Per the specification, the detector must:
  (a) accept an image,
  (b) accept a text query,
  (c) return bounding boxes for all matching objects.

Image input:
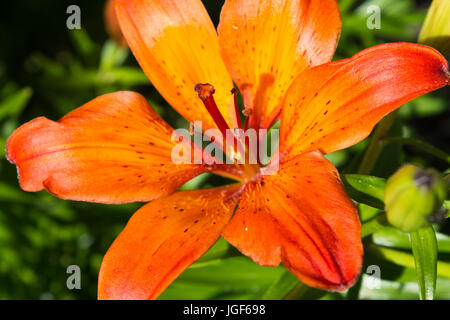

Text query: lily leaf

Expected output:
[341,174,386,209]
[361,214,390,238]
[444,200,450,211]
[261,269,299,300]
[0,87,33,121]
[372,227,450,253]
[410,226,438,300]
[99,40,128,71]
[368,244,450,279]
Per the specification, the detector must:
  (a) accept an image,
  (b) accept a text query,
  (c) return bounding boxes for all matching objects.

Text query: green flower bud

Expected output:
[385,164,446,232]
[419,0,450,58]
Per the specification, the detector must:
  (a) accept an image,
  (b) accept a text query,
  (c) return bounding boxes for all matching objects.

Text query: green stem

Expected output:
[358,111,398,174]
[283,282,310,300]
[361,214,389,238]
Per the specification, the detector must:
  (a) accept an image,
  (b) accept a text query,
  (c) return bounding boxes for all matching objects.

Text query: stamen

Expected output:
[243,109,252,132]
[194,83,249,171]
[195,83,230,137]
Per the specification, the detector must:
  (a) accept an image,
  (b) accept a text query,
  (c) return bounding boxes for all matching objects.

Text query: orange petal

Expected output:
[98,185,240,300]
[223,151,362,291]
[115,0,238,130]
[6,91,205,204]
[280,43,450,156]
[104,0,127,47]
[218,0,341,129]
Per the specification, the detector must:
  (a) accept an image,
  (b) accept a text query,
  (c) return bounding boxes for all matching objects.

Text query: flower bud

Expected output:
[385,164,446,232]
[419,0,450,58]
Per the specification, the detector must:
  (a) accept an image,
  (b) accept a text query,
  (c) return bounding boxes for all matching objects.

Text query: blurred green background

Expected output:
[0,0,449,300]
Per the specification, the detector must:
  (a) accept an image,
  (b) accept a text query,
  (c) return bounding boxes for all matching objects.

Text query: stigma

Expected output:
[194,83,231,137]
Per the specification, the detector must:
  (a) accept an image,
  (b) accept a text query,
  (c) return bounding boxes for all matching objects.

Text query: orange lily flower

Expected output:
[7,0,449,300]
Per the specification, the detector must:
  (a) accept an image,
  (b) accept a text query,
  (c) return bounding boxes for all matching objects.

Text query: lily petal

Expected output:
[115,0,238,130]
[218,0,341,129]
[105,0,126,47]
[223,151,362,291]
[98,185,240,300]
[280,43,450,156]
[7,91,205,204]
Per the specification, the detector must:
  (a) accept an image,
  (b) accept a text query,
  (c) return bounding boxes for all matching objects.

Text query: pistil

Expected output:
[195,84,231,138]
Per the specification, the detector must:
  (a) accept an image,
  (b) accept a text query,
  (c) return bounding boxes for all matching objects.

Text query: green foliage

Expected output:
[410,226,438,300]
[0,0,448,300]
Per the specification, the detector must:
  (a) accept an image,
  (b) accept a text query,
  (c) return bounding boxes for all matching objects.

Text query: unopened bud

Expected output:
[418,0,450,58]
[385,164,446,232]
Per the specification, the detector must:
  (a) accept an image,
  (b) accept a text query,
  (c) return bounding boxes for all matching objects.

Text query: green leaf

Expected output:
[179,173,212,191]
[0,182,35,203]
[69,29,98,63]
[368,244,450,279]
[400,95,447,119]
[160,256,284,299]
[442,200,450,211]
[341,174,386,209]
[103,67,149,86]
[0,87,33,121]
[361,214,389,238]
[359,276,450,300]
[410,226,438,300]
[99,40,129,71]
[372,227,450,253]
[190,237,240,268]
[261,269,299,300]
[383,137,450,163]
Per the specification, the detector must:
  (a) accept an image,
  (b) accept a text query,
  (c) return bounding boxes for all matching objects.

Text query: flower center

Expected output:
[194,83,261,181]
